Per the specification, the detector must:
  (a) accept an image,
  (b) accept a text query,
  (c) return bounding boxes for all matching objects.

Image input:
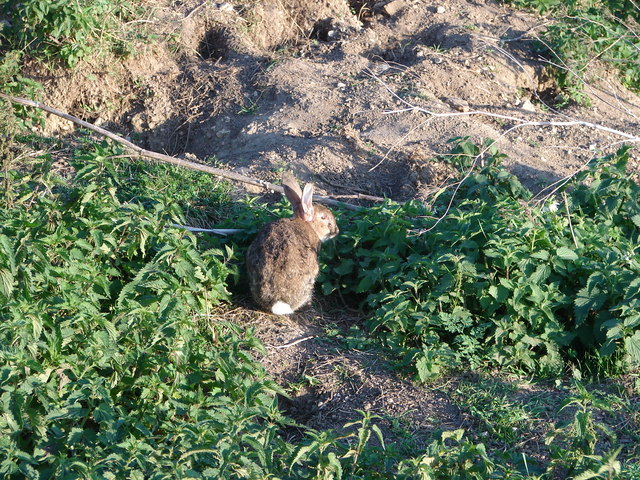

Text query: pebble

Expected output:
[215,128,231,138]
[382,0,406,16]
[436,5,446,13]
[520,99,536,112]
[215,2,234,12]
[447,97,470,112]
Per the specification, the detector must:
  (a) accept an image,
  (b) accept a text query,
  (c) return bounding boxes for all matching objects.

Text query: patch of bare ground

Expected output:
[214,299,639,465]
[224,297,463,449]
[32,0,640,200]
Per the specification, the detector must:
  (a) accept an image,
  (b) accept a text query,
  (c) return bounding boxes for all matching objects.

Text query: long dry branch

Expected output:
[0,93,365,211]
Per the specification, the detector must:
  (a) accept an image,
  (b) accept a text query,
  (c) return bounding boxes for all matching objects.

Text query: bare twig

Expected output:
[170,224,244,235]
[0,93,365,211]
[364,68,639,175]
[381,107,639,141]
[363,61,640,234]
[563,192,579,248]
[268,335,315,349]
[333,193,387,202]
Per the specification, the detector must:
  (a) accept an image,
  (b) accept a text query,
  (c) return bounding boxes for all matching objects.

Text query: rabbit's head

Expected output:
[282,172,338,242]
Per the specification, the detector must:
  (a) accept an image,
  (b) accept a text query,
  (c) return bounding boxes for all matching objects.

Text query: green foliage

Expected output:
[0,146,284,477]
[2,134,639,478]
[1,0,139,67]
[453,379,533,444]
[545,381,632,479]
[501,0,640,100]
[397,430,500,479]
[321,139,640,379]
[0,139,504,479]
[0,51,44,128]
[71,138,235,226]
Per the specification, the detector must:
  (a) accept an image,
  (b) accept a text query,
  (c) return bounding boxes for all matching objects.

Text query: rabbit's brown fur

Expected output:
[246,173,338,314]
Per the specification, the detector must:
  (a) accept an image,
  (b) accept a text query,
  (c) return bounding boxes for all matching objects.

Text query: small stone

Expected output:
[215,128,231,138]
[447,97,470,112]
[215,2,234,12]
[337,82,347,88]
[436,5,446,13]
[382,0,406,16]
[244,123,258,135]
[433,56,443,64]
[521,99,536,112]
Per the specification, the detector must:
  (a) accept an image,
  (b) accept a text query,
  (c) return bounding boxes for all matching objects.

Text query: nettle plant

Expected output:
[1,0,137,67]
[0,149,288,477]
[321,139,640,381]
[502,0,640,101]
[2,137,638,478]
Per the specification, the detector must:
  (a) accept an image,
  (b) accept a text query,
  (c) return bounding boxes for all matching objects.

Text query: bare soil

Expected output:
[30,0,640,460]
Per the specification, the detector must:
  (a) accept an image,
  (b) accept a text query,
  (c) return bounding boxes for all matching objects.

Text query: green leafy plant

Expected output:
[545,381,629,479]
[501,0,640,101]
[0,51,44,128]
[1,0,140,67]
[2,131,640,478]
[71,138,235,226]
[453,378,534,444]
[0,144,291,478]
[321,139,640,379]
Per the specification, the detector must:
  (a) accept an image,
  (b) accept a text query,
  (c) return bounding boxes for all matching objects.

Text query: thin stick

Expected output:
[170,224,244,235]
[364,68,640,173]
[563,192,579,248]
[268,335,315,349]
[0,93,365,211]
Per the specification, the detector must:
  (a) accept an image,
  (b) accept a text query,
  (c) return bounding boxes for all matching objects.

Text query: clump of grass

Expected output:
[453,377,536,445]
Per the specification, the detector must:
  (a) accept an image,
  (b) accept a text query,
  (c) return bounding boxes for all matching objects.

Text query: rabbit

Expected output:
[246,172,339,315]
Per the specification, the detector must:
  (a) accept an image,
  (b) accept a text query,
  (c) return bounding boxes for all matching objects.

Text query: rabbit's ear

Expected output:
[282,172,303,199]
[283,172,314,221]
[300,183,315,222]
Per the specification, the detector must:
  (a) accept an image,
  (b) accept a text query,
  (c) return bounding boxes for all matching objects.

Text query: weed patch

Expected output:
[502,0,640,102]
[1,0,141,67]
[1,135,639,478]
[322,139,640,380]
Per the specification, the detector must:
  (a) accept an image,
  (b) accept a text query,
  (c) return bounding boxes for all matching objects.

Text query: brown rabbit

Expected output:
[246,172,339,314]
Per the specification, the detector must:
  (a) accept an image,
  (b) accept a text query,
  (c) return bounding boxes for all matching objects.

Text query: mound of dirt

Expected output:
[33,0,640,201]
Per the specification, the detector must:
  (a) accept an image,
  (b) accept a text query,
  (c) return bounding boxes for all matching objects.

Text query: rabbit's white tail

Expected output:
[271,301,294,315]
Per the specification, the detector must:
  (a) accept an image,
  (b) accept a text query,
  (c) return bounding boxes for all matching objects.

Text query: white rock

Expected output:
[216,3,234,12]
[521,99,536,112]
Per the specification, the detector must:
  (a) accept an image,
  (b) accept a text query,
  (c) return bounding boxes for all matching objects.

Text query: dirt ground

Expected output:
[30,0,639,457]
